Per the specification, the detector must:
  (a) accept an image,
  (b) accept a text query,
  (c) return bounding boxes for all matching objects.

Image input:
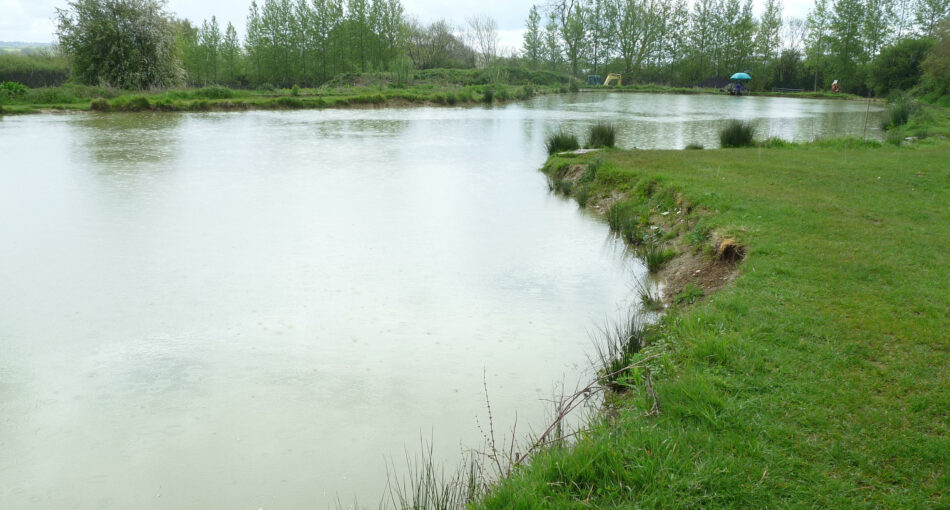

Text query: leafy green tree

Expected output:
[523,5,544,68]
[863,0,893,56]
[544,11,563,70]
[868,37,934,95]
[584,0,611,76]
[221,22,241,84]
[830,0,867,87]
[805,0,833,90]
[55,0,183,89]
[915,0,950,36]
[198,16,222,84]
[921,20,950,94]
[561,3,587,76]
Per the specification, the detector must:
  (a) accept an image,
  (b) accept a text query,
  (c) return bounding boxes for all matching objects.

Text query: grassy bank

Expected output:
[0,67,569,114]
[476,137,949,507]
[585,83,868,101]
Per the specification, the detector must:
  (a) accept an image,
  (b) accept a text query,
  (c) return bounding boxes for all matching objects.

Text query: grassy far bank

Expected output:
[0,67,572,114]
[476,137,949,507]
[584,83,869,101]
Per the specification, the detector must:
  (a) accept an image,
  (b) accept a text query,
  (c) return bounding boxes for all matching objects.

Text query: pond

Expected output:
[0,92,881,509]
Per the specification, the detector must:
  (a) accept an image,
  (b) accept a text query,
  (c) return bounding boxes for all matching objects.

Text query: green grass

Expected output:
[478,135,950,508]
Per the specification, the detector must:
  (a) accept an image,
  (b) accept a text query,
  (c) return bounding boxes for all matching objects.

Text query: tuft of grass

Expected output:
[638,243,677,272]
[719,120,756,148]
[574,185,590,207]
[586,122,617,148]
[634,279,664,312]
[545,130,580,155]
[685,143,704,150]
[590,312,647,390]
[886,130,904,146]
[887,95,917,128]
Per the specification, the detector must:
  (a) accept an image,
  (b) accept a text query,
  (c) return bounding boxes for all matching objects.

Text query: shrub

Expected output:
[0,81,28,97]
[195,86,235,100]
[545,130,580,155]
[276,97,304,109]
[90,98,111,111]
[569,80,580,93]
[482,87,494,103]
[719,120,755,148]
[114,96,151,111]
[587,122,616,148]
[291,84,300,97]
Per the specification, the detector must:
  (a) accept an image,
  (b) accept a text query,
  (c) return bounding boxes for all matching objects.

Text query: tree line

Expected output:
[48,0,950,96]
[521,0,950,94]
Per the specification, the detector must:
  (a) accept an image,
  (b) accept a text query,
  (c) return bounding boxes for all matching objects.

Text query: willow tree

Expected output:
[55,0,183,89]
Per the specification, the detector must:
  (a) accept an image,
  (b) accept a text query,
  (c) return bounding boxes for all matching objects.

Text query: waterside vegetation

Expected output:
[475,114,950,507]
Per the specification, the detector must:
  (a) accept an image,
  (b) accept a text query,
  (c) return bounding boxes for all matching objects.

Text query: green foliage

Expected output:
[56,0,183,89]
[868,38,934,97]
[545,130,580,155]
[685,143,704,150]
[719,120,756,148]
[586,122,616,148]
[291,84,300,97]
[921,20,950,98]
[1,81,28,96]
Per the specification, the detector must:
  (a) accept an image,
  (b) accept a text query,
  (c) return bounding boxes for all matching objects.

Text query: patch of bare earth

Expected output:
[553,160,743,304]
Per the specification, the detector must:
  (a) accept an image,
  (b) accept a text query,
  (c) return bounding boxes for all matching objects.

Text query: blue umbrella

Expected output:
[731,72,751,80]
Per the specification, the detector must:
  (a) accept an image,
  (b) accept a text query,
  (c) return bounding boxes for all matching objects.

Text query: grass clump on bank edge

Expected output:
[719,119,756,147]
[586,122,616,148]
[476,137,950,508]
[545,130,580,155]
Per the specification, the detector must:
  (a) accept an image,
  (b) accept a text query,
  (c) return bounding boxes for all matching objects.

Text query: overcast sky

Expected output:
[1,0,815,51]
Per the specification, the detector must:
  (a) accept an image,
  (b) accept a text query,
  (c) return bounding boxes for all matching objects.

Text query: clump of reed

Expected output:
[684,142,704,150]
[590,312,647,390]
[545,130,580,155]
[638,243,677,272]
[586,122,616,148]
[719,120,756,148]
[886,94,917,128]
[384,442,484,510]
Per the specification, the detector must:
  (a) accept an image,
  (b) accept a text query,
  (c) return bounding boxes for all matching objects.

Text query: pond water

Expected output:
[0,92,881,509]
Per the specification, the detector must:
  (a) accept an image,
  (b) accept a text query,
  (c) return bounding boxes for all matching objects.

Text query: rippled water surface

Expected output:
[0,93,881,508]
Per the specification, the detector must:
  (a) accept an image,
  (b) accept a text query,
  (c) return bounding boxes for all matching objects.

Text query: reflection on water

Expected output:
[0,93,880,509]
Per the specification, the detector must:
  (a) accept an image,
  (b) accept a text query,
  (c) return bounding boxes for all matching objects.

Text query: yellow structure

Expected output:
[603,73,622,86]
